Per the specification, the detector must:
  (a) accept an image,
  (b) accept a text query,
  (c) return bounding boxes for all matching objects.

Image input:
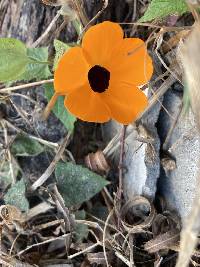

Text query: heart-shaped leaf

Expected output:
[56,162,109,207]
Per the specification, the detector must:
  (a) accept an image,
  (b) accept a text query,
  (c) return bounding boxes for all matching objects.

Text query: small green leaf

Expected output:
[72,19,83,37]
[11,135,44,157]
[0,38,30,82]
[4,179,29,211]
[45,84,76,133]
[182,80,191,115]
[74,210,89,243]
[139,0,188,22]
[54,39,71,70]
[18,47,51,81]
[56,162,109,207]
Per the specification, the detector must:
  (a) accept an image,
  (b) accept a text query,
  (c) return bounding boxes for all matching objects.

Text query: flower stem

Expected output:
[43,92,59,119]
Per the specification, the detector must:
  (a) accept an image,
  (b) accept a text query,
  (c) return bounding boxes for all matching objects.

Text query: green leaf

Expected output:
[11,135,44,157]
[18,47,51,81]
[0,157,20,187]
[4,179,29,211]
[139,0,188,22]
[54,39,71,70]
[45,84,76,133]
[0,38,30,82]
[55,162,109,207]
[74,210,89,243]
[91,202,108,221]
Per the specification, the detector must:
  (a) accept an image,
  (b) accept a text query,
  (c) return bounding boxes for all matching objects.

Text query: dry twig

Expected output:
[30,133,71,191]
[0,79,54,94]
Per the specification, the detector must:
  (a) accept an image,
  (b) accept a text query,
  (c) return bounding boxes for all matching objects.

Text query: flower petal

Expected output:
[102,83,148,124]
[54,47,89,95]
[82,21,124,67]
[110,38,153,86]
[64,83,111,123]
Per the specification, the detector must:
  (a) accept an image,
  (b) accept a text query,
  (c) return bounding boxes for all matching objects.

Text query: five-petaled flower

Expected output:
[53,21,153,124]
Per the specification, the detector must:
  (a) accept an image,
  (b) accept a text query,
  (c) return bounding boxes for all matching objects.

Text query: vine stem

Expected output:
[117,125,127,203]
[114,125,127,229]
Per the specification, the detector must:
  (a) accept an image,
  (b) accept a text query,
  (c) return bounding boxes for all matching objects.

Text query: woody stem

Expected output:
[118,125,127,201]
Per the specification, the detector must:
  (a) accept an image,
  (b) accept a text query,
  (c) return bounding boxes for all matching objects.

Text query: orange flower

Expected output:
[53,21,153,124]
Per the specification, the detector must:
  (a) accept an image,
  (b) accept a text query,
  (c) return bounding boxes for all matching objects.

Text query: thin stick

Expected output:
[78,0,109,41]
[30,133,70,191]
[117,125,127,201]
[68,242,99,259]
[129,234,135,267]
[4,119,59,149]
[115,251,131,266]
[32,12,61,47]
[51,184,73,232]
[17,234,70,256]
[119,22,191,31]
[71,0,88,27]
[103,209,114,267]
[136,75,177,122]
[0,225,3,257]
[162,103,183,151]
[43,92,59,119]
[0,79,54,93]
[1,122,15,184]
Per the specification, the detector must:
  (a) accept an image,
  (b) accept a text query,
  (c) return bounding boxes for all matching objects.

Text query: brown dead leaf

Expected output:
[144,229,180,254]
[85,150,110,173]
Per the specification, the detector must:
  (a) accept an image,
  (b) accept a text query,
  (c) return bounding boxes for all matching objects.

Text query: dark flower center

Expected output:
[88,65,110,93]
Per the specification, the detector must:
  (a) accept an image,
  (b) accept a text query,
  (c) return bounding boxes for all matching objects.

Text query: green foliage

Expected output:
[139,0,188,22]
[0,38,51,83]
[0,157,20,187]
[11,135,44,157]
[91,202,108,221]
[74,210,89,243]
[55,162,109,207]
[18,47,51,81]
[4,179,29,211]
[0,38,30,82]
[45,84,76,133]
[54,39,71,70]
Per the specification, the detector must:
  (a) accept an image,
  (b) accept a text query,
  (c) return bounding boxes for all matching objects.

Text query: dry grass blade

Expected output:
[32,12,61,47]
[176,22,200,267]
[0,255,35,267]
[87,252,114,265]
[17,233,71,256]
[178,23,200,128]
[78,0,108,40]
[30,133,71,191]
[144,230,180,254]
[0,79,54,93]
[25,202,53,222]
